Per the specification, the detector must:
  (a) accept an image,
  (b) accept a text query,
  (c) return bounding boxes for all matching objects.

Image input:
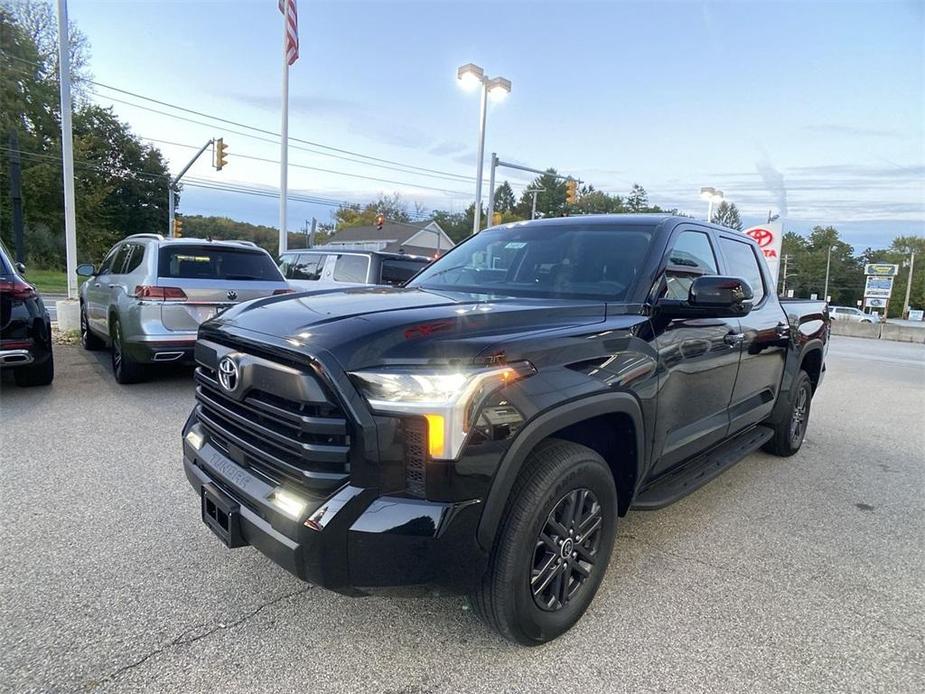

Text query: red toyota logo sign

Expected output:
[747,227,774,248]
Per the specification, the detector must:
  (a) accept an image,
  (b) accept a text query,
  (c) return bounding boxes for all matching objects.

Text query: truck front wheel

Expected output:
[470,439,618,645]
[763,369,813,457]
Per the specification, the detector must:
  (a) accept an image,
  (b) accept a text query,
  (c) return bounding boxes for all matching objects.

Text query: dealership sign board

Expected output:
[864,276,894,299]
[864,297,887,308]
[744,222,783,286]
[864,263,899,277]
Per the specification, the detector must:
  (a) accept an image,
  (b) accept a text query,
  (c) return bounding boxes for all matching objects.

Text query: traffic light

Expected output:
[565,179,578,205]
[376,214,385,230]
[173,217,183,237]
[213,138,228,171]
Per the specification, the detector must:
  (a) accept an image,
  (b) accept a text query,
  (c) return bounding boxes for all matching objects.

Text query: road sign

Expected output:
[864,276,894,299]
[744,222,783,287]
[864,263,899,276]
[908,309,924,321]
[864,297,887,308]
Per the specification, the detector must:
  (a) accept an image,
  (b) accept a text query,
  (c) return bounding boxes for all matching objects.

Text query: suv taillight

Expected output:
[134,285,187,301]
[0,278,37,300]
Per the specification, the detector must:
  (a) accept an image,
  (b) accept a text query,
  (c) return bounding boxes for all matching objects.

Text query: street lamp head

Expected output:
[699,186,724,203]
[457,63,485,90]
[487,76,512,100]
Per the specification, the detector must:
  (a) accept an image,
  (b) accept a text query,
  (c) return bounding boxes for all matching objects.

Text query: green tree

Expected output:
[516,169,567,219]
[711,201,742,230]
[625,183,648,212]
[493,180,516,214]
[781,226,863,305]
[333,193,412,229]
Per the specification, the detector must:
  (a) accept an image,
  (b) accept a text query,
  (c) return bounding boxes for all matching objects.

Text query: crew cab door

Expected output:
[650,228,742,475]
[717,234,788,434]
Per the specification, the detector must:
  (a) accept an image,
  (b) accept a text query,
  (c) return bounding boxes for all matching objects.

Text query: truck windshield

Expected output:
[408,224,654,300]
[158,245,283,281]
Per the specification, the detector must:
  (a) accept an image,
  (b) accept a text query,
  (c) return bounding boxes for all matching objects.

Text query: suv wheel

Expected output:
[110,317,144,384]
[80,304,104,350]
[470,439,617,645]
[763,369,813,457]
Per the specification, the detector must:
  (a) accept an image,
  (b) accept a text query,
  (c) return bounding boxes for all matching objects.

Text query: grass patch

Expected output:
[21,268,86,295]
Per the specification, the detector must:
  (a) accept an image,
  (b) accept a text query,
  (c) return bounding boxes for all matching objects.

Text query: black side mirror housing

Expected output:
[76,263,96,277]
[658,275,754,318]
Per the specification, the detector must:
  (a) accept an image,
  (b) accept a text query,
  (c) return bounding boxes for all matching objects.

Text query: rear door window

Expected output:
[292,253,326,281]
[158,246,283,281]
[110,245,132,275]
[380,258,429,286]
[123,243,145,274]
[333,254,370,283]
[719,237,766,303]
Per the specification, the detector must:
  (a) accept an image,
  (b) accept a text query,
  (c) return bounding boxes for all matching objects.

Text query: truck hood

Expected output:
[203,286,612,370]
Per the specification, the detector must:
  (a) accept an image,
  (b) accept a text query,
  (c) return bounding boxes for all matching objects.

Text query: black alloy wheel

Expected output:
[531,488,603,611]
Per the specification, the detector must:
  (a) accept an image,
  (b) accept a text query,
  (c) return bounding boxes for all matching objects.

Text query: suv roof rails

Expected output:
[125,233,165,241]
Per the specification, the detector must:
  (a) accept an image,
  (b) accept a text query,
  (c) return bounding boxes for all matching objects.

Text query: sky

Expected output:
[68,0,924,249]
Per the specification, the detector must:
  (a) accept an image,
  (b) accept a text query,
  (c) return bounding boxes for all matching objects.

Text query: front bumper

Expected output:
[183,422,488,594]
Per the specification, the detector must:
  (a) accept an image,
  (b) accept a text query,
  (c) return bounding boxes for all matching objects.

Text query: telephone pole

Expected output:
[8,131,25,264]
[780,255,790,296]
[902,251,916,318]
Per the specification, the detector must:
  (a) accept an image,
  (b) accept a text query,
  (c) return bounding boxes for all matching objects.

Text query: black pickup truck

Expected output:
[182,214,828,644]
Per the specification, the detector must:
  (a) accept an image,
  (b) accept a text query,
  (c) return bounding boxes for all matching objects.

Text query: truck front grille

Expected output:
[195,365,350,493]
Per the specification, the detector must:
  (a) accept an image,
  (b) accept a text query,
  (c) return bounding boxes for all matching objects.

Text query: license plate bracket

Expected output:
[201,483,246,548]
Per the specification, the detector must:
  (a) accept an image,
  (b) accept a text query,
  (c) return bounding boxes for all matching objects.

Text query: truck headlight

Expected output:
[349,362,535,460]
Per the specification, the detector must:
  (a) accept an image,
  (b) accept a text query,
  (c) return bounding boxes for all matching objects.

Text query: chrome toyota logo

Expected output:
[227,289,238,301]
[217,356,239,392]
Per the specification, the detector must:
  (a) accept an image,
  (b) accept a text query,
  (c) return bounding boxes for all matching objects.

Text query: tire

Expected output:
[13,348,54,387]
[762,369,813,457]
[80,304,104,350]
[470,439,618,645]
[110,317,144,384]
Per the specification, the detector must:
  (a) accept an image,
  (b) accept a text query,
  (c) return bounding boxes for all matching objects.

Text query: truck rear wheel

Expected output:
[470,439,618,645]
[763,369,813,457]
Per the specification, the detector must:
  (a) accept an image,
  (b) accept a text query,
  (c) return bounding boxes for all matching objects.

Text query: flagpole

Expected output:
[278,9,289,257]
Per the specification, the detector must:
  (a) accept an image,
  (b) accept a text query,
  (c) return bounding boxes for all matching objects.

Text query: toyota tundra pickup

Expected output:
[182,214,829,645]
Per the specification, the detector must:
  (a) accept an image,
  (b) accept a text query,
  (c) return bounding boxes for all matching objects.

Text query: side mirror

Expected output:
[15,261,26,274]
[658,276,754,318]
[76,263,96,277]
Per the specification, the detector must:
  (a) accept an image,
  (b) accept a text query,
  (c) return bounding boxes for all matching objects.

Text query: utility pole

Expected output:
[525,187,545,220]
[823,245,833,302]
[8,130,25,264]
[902,251,916,319]
[167,138,217,236]
[485,152,498,227]
[780,254,790,296]
[309,217,317,248]
[57,0,78,301]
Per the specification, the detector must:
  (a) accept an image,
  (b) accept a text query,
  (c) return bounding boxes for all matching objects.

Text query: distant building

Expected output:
[322,220,454,258]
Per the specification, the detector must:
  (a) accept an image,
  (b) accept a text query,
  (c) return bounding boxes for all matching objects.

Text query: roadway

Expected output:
[1,336,922,692]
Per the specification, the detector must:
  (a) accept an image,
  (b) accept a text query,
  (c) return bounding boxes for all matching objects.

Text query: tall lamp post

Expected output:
[457,63,511,235]
[700,186,724,222]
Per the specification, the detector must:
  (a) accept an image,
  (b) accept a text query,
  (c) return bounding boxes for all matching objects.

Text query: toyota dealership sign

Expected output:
[744,221,783,286]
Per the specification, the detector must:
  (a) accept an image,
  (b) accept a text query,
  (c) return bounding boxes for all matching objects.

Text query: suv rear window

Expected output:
[158,245,282,281]
[380,258,429,286]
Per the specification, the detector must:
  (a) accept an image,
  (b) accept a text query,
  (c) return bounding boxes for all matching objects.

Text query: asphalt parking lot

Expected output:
[1,336,923,693]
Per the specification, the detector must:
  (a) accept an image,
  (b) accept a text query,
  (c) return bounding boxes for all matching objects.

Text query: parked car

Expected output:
[830,305,878,323]
[78,234,291,384]
[278,249,431,291]
[0,240,53,387]
[181,215,829,644]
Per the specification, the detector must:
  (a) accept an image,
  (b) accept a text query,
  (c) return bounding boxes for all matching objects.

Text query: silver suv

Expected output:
[77,234,290,383]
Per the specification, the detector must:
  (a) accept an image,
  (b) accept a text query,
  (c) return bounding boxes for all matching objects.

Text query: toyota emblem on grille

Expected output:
[227,289,238,301]
[218,356,239,392]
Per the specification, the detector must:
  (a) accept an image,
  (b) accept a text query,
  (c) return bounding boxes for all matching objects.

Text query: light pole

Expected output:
[457,63,511,235]
[700,186,724,222]
[525,188,544,219]
[823,245,834,302]
[902,251,916,318]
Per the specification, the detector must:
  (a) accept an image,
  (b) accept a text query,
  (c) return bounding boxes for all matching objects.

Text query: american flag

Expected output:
[278,0,299,66]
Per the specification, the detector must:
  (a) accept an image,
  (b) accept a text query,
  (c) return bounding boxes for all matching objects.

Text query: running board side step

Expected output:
[633,425,774,510]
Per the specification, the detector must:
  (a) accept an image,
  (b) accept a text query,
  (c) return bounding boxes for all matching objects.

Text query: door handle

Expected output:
[108,284,119,289]
[776,322,791,338]
[724,332,745,346]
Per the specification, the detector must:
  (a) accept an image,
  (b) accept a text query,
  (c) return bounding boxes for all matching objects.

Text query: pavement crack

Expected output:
[97,586,312,687]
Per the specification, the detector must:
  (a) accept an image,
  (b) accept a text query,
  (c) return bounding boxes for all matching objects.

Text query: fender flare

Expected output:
[476,392,645,551]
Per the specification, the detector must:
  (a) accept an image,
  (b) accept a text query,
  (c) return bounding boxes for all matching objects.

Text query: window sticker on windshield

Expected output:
[505,242,527,249]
